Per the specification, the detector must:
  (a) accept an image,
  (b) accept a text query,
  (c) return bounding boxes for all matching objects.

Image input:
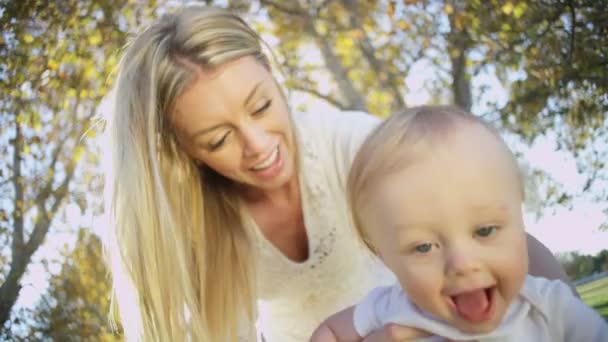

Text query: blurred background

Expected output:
[0,0,606,340]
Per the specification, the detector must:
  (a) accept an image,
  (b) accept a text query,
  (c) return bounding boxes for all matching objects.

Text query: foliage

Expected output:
[558,249,608,281]
[253,0,607,207]
[257,0,437,116]
[32,229,122,341]
[463,0,608,205]
[0,0,140,333]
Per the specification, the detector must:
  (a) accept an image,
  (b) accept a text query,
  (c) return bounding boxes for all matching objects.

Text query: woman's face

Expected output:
[170,56,296,192]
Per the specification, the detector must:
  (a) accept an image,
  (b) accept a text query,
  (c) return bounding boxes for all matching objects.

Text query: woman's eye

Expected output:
[414,243,434,254]
[208,132,230,151]
[252,99,272,116]
[476,225,498,238]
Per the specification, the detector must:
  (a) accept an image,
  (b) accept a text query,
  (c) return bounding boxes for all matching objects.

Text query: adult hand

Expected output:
[362,323,435,341]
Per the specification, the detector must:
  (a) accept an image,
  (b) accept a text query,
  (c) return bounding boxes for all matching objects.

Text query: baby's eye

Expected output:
[475,225,498,238]
[414,243,434,254]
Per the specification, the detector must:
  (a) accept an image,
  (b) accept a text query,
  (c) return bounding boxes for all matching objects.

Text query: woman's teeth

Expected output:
[251,146,278,171]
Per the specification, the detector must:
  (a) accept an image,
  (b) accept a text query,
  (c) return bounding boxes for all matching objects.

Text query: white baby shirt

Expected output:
[354,275,608,341]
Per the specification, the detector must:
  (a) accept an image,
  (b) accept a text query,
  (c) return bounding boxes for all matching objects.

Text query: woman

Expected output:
[104,4,571,341]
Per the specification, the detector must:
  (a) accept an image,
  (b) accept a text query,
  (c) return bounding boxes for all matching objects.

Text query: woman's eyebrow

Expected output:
[191,123,225,139]
[243,81,264,106]
[190,81,265,139]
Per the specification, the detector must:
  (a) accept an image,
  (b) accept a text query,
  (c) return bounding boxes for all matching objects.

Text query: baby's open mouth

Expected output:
[449,286,496,323]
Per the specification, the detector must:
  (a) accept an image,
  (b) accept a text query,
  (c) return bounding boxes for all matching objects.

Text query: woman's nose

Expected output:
[241,123,269,158]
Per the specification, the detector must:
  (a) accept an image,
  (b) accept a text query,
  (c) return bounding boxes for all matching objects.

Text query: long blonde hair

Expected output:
[104,5,266,341]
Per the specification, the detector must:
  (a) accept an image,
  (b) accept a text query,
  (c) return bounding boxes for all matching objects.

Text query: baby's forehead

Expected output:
[371,121,521,184]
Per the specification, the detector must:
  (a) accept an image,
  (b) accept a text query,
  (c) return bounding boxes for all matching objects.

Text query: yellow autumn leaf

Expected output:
[444,4,454,15]
[83,64,96,80]
[105,54,118,69]
[88,31,102,46]
[23,33,34,43]
[388,1,396,17]
[397,20,411,31]
[513,2,527,19]
[315,21,328,35]
[67,88,77,98]
[48,59,59,71]
[501,2,514,15]
[74,145,85,162]
[336,35,355,55]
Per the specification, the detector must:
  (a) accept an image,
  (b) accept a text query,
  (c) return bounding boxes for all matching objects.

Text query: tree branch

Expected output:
[1,119,26,328]
[262,0,367,111]
[341,0,406,110]
[568,0,576,65]
[290,84,347,109]
[26,159,75,257]
[304,19,367,111]
[34,96,81,205]
[447,4,473,111]
[11,119,24,255]
[26,105,95,256]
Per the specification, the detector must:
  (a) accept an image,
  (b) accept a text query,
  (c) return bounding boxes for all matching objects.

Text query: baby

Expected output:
[310,106,607,341]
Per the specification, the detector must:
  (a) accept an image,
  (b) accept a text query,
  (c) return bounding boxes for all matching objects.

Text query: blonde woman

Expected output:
[104,4,572,341]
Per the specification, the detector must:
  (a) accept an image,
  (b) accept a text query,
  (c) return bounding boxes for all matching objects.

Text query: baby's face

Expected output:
[365,124,528,334]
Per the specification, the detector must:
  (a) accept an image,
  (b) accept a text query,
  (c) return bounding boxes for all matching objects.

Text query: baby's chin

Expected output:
[448,315,503,335]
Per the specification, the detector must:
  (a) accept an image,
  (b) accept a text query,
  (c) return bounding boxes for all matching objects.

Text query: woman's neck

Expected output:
[239,174,300,208]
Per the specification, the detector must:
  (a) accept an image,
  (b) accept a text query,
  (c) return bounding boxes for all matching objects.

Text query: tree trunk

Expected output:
[0,255,29,328]
[341,0,406,110]
[447,4,473,112]
[304,17,368,112]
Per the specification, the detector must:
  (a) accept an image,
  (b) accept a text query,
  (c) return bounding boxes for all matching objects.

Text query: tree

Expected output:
[257,0,438,115]
[27,229,122,341]
[557,249,608,281]
[0,0,141,330]
[251,0,607,207]
[463,0,608,205]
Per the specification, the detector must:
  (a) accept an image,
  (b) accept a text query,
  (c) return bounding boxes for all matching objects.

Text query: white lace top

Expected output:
[240,110,396,341]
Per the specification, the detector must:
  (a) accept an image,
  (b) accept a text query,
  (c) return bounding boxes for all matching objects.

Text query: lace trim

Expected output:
[251,119,337,282]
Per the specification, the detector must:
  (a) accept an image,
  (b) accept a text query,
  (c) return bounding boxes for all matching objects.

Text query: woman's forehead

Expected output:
[171,56,271,129]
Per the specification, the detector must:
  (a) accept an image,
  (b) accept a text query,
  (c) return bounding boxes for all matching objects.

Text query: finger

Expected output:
[361,328,392,342]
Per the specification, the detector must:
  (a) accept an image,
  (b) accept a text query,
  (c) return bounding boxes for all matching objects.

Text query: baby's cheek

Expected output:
[498,234,528,301]
[400,263,443,308]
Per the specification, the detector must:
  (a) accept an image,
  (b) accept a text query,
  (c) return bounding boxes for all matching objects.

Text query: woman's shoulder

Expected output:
[293,109,382,187]
[293,109,379,134]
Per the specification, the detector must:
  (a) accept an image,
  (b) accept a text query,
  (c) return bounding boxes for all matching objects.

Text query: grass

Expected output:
[577,276,608,321]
